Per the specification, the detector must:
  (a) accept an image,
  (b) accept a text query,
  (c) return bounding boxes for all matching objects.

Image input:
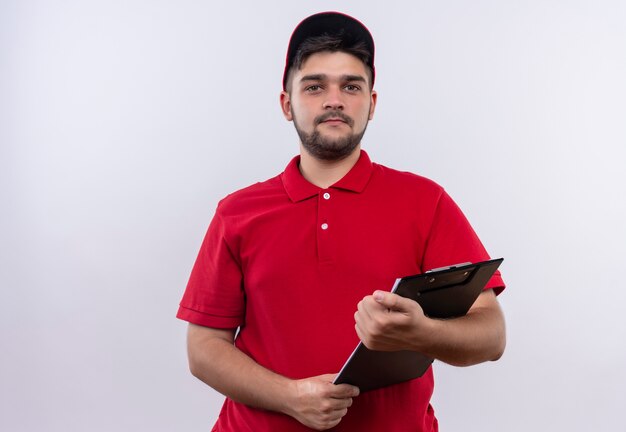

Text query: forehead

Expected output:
[294,51,369,83]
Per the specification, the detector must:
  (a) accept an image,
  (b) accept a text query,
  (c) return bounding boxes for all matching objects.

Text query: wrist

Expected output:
[411,316,440,353]
[279,378,299,418]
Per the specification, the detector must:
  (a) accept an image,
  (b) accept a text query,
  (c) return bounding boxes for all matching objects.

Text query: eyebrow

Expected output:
[299,74,367,83]
[342,75,367,83]
[300,74,326,82]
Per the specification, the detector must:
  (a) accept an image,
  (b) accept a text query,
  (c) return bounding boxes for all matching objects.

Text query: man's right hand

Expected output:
[187,325,359,430]
[283,374,360,431]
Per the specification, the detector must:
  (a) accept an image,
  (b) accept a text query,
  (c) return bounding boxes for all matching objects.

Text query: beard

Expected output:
[293,110,368,161]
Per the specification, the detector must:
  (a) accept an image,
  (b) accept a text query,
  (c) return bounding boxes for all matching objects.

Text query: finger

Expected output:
[355,298,389,347]
[354,306,366,332]
[354,321,364,341]
[355,296,382,327]
[356,296,375,319]
[354,300,370,336]
[326,397,353,411]
[331,383,360,398]
[319,410,347,431]
[318,397,352,418]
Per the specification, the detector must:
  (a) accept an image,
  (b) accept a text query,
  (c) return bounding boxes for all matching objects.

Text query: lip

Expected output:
[321,118,347,124]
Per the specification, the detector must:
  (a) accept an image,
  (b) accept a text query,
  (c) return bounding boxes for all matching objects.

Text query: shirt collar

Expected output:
[281,150,374,203]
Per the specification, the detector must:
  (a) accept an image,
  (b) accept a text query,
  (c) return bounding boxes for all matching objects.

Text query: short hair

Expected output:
[285,33,374,92]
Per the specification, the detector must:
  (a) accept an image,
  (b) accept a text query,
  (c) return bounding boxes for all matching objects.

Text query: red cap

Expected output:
[282,11,375,90]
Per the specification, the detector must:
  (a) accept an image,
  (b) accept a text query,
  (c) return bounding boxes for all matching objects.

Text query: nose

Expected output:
[322,86,344,110]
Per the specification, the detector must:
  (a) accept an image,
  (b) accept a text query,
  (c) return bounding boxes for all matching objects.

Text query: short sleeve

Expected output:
[176,209,245,328]
[423,190,505,294]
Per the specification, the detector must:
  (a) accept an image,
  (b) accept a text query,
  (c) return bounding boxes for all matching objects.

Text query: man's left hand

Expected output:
[354,290,435,352]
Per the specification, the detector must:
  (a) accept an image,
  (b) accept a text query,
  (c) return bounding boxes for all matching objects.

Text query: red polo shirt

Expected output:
[177,150,505,432]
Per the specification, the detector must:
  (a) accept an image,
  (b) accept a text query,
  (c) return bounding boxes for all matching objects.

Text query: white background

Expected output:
[2,1,625,431]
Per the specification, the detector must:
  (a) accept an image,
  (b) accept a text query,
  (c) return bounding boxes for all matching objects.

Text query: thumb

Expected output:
[373,290,410,311]
[318,373,338,382]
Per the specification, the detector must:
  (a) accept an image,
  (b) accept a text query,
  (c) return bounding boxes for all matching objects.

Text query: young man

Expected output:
[177,12,506,432]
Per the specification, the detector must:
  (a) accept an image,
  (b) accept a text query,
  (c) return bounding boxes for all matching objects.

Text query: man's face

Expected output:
[280,51,377,161]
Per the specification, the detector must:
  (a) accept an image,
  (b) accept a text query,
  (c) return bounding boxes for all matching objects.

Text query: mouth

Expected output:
[316,112,353,127]
[321,118,347,125]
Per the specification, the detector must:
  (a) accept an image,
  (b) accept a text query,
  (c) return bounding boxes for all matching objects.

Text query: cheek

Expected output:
[292,104,315,123]
[356,105,372,123]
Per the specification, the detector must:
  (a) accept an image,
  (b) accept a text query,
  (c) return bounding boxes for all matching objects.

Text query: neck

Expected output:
[298,146,361,189]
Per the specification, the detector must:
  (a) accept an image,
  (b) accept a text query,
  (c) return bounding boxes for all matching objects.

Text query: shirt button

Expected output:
[321,223,329,230]
[323,192,331,200]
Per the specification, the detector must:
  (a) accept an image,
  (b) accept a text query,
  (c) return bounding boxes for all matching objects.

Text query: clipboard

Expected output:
[333,258,503,392]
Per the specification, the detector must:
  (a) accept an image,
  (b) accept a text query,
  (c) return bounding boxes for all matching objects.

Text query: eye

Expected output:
[344,84,361,92]
[304,84,322,93]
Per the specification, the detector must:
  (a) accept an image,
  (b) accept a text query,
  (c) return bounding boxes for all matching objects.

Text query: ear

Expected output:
[280,91,293,121]
[368,90,378,120]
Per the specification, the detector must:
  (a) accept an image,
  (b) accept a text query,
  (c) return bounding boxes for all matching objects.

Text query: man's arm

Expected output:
[186,324,359,431]
[354,289,506,367]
